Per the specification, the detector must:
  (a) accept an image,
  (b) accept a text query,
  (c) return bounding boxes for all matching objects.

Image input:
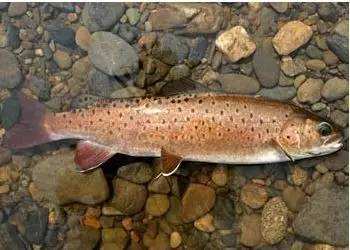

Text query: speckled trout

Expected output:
[3,89,343,176]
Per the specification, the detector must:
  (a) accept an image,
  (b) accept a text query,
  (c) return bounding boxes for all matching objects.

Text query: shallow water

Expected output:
[0,2,348,249]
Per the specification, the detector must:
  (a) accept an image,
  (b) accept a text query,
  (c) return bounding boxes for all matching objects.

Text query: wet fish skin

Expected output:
[3,92,343,174]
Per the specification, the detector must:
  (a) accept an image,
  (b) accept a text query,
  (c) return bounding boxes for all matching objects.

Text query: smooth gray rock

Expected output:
[0,49,22,89]
[219,74,260,94]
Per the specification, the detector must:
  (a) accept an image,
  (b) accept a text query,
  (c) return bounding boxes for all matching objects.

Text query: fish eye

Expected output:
[317,122,333,136]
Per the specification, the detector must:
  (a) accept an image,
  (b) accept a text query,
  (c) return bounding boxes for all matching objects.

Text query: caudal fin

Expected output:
[2,93,52,150]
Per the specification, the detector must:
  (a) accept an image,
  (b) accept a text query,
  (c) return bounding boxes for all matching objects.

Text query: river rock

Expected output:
[75,26,92,51]
[323,50,339,65]
[147,5,187,31]
[117,162,153,184]
[0,49,22,89]
[261,197,288,245]
[293,185,348,246]
[326,34,349,63]
[48,27,76,50]
[53,50,72,70]
[321,77,348,102]
[270,3,289,13]
[8,2,27,17]
[322,150,348,171]
[148,175,170,194]
[87,68,123,98]
[306,59,326,71]
[146,194,170,217]
[32,150,109,205]
[219,74,260,94]
[0,223,29,250]
[253,38,280,88]
[10,202,48,245]
[216,26,256,63]
[241,182,268,209]
[64,226,100,250]
[181,183,216,222]
[239,214,262,247]
[152,33,189,65]
[89,32,139,76]
[282,186,307,212]
[281,56,307,76]
[317,3,338,23]
[334,20,349,38]
[110,178,147,215]
[257,86,296,101]
[82,3,125,32]
[272,21,313,55]
[194,213,215,232]
[26,75,51,101]
[297,78,324,104]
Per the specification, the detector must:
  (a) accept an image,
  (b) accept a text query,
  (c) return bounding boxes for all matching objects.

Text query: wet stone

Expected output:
[334,20,349,38]
[117,162,153,184]
[297,78,324,104]
[293,185,348,246]
[317,3,338,23]
[6,24,20,49]
[253,37,280,88]
[152,33,189,65]
[89,31,139,76]
[75,26,92,51]
[87,68,123,98]
[165,196,183,225]
[321,77,348,102]
[8,2,27,17]
[282,186,307,212]
[239,214,262,247]
[0,95,21,130]
[281,56,306,77]
[306,45,323,59]
[194,213,215,232]
[306,59,326,71]
[241,182,268,209]
[64,226,100,250]
[53,50,72,70]
[118,23,139,43]
[110,178,147,215]
[47,26,76,50]
[322,150,348,171]
[0,49,22,89]
[0,147,12,166]
[0,223,29,250]
[146,194,170,217]
[181,183,216,222]
[148,175,170,194]
[212,196,235,230]
[125,8,141,26]
[261,197,288,245]
[270,3,289,13]
[82,3,125,32]
[330,109,348,128]
[326,34,349,63]
[32,150,109,205]
[219,73,260,95]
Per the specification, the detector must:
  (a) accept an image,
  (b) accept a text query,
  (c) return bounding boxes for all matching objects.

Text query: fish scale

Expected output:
[4,91,342,174]
[47,93,295,163]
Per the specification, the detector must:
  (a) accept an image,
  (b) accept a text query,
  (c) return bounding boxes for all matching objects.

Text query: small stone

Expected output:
[117,162,153,184]
[297,78,324,104]
[311,102,327,112]
[0,184,9,194]
[215,26,256,62]
[126,8,141,26]
[293,185,348,246]
[306,59,326,71]
[239,214,262,247]
[170,231,182,248]
[292,166,308,186]
[8,2,27,17]
[306,45,323,59]
[321,77,348,102]
[145,194,170,217]
[323,50,339,66]
[241,182,268,209]
[0,223,28,249]
[281,56,306,76]
[34,48,44,57]
[326,34,349,63]
[282,186,306,212]
[75,26,92,51]
[121,217,133,231]
[102,228,128,248]
[32,150,109,205]
[315,163,329,174]
[270,3,289,13]
[330,109,348,128]
[279,72,294,87]
[253,37,280,88]
[0,49,22,89]
[53,50,72,70]
[194,213,215,232]
[335,171,346,185]
[317,3,338,23]
[272,21,313,55]
[261,197,288,245]
[322,150,348,171]
[138,32,157,50]
[87,68,123,98]
[148,175,170,194]
[0,147,11,166]
[67,13,78,23]
[334,20,349,38]
[89,31,139,76]
[165,64,190,81]
[83,215,101,230]
[181,183,216,222]
[294,74,306,88]
[25,75,51,101]
[110,178,147,215]
[219,74,260,95]
[48,27,76,50]
[82,3,125,32]
[211,166,228,186]
[64,226,100,250]
[152,33,189,65]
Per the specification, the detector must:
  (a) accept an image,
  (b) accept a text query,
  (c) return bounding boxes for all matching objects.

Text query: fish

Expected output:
[2,86,343,176]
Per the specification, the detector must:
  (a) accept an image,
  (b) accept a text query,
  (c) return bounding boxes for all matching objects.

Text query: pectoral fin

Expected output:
[157,148,183,177]
[74,140,115,172]
[271,138,295,162]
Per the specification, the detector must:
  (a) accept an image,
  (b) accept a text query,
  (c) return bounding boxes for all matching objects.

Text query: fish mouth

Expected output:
[308,134,344,156]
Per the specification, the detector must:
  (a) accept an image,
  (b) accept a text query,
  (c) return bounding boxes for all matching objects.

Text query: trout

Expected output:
[3,90,343,176]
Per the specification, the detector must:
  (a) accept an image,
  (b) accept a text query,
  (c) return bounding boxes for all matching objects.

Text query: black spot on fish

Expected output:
[250,113,253,119]
[266,128,269,134]
[186,117,190,121]
[130,116,133,120]
[198,99,203,104]
[109,131,113,135]
[242,118,245,124]
[260,119,263,125]
[171,99,176,104]
[251,127,254,132]
[184,98,189,102]
[90,121,93,125]
[177,100,181,103]
[244,104,247,109]
[220,110,224,115]
[99,118,102,122]
[107,110,111,115]
[191,108,195,113]
[157,100,162,104]
[205,109,209,113]
[236,108,239,113]
[178,107,182,112]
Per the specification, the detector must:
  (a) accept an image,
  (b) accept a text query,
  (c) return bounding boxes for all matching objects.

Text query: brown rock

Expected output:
[241,182,268,209]
[323,50,339,66]
[75,26,92,51]
[216,26,256,62]
[239,214,262,247]
[282,186,307,212]
[194,213,215,232]
[281,56,307,76]
[306,59,326,71]
[297,78,324,104]
[145,194,170,217]
[273,21,313,55]
[181,183,216,222]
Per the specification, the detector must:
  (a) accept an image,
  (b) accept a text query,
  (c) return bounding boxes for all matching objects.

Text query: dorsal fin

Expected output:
[74,141,115,172]
[158,148,183,177]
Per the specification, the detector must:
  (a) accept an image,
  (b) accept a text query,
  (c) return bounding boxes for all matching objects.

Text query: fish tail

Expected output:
[2,92,55,150]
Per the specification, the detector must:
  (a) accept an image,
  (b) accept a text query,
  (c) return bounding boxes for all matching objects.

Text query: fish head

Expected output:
[278,113,343,159]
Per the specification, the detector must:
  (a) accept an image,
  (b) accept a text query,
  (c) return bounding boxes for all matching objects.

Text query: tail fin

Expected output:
[2,93,52,150]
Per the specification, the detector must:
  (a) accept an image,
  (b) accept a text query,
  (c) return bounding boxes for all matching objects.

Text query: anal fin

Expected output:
[157,148,183,177]
[75,140,115,172]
